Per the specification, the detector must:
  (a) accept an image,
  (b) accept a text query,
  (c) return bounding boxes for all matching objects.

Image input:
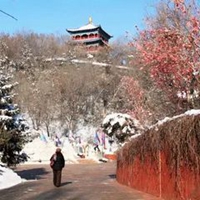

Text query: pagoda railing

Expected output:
[73,34,100,40]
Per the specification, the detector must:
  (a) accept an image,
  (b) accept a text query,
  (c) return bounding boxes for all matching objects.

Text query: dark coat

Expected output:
[50,152,65,171]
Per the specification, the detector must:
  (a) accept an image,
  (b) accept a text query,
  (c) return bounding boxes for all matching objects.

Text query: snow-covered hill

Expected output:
[22,136,107,165]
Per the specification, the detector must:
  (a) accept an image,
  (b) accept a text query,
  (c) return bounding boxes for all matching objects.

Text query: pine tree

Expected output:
[0,42,29,166]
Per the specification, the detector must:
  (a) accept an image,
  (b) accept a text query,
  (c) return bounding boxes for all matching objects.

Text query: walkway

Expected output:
[0,161,162,200]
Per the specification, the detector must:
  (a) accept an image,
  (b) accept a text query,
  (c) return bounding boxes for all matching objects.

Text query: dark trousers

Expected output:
[94,145,100,152]
[53,170,62,187]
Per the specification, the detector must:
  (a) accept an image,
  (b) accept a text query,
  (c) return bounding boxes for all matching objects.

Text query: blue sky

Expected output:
[0,0,164,41]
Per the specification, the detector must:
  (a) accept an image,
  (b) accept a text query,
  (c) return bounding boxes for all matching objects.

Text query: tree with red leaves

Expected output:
[119,76,152,123]
[132,0,200,110]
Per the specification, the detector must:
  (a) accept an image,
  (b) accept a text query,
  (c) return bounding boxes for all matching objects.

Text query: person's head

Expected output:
[56,147,61,153]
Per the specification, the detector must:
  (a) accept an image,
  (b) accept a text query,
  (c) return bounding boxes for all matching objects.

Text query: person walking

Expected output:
[50,147,65,187]
[94,129,101,152]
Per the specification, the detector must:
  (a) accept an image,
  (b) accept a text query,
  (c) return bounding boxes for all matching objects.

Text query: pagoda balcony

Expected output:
[72,36,108,44]
[72,34,100,40]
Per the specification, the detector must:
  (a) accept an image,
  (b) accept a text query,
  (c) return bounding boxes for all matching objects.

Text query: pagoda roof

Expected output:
[66,18,113,39]
[67,23,99,32]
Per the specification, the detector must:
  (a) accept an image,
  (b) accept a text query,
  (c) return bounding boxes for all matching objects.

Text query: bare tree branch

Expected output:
[0,9,17,21]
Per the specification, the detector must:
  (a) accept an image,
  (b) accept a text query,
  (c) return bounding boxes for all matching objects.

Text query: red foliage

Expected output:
[120,76,151,122]
[131,1,200,105]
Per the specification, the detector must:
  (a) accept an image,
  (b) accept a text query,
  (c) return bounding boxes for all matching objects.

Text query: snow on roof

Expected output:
[67,23,99,32]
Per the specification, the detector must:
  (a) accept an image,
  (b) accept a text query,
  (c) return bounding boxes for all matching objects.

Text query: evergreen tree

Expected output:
[0,42,29,166]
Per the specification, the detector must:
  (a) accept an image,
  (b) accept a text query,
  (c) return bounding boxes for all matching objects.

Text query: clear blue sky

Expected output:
[0,0,168,41]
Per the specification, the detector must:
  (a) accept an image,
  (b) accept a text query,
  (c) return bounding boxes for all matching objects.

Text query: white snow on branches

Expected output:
[102,113,144,143]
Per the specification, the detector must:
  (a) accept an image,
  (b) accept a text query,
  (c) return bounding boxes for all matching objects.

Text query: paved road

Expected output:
[0,161,162,200]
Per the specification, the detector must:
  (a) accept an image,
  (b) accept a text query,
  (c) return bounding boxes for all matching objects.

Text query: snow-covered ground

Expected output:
[0,128,114,190]
[0,164,22,190]
[2,109,199,191]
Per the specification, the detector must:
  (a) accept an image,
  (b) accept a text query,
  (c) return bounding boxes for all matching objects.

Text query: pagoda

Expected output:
[66,17,112,51]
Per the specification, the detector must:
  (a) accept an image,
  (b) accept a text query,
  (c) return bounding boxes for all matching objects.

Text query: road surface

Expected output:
[0,161,162,200]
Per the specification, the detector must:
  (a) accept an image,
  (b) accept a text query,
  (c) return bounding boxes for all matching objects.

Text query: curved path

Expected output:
[0,161,162,200]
